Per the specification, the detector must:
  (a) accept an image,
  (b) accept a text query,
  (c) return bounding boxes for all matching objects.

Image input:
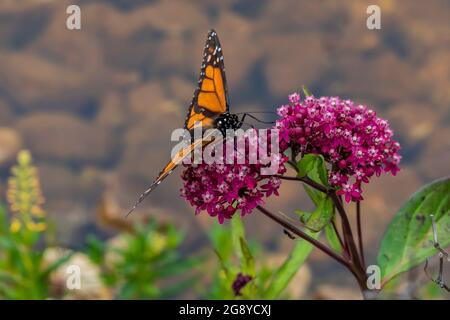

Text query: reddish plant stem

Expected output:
[276,174,360,264]
[256,205,368,292]
[329,193,365,272]
[274,173,368,292]
[256,206,351,269]
[356,201,366,268]
[275,175,328,193]
[331,217,347,258]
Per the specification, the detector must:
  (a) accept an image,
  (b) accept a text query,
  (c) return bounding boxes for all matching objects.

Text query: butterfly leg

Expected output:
[237,113,248,128]
[236,113,255,130]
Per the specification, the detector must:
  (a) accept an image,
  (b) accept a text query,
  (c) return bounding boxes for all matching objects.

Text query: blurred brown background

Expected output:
[0,0,449,297]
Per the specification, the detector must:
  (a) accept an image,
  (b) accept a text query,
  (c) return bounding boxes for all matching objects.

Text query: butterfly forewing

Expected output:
[185,29,229,130]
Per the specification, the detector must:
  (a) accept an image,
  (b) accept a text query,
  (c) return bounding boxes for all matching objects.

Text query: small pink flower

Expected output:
[181,132,287,223]
[288,93,301,104]
[275,94,401,202]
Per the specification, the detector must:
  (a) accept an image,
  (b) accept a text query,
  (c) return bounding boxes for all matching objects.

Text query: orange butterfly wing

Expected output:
[185,29,229,130]
[127,131,219,216]
[128,30,229,214]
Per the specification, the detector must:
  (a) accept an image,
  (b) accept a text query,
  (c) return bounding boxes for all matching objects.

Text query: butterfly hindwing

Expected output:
[127,129,222,216]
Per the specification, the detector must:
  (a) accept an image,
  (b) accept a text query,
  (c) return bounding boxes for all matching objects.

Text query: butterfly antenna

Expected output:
[243,113,275,124]
[240,122,255,129]
[236,111,277,115]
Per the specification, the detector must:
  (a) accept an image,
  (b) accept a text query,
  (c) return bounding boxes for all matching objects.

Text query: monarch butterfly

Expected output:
[127,29,243,215]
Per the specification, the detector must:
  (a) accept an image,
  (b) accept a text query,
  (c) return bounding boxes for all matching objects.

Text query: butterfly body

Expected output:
[128,29,240,215]
[214,112,240,134]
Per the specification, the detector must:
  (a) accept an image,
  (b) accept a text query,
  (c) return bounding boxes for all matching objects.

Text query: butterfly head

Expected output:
[214,113,240,134]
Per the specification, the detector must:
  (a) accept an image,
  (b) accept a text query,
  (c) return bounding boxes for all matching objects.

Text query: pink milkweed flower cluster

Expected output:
[276,94,401,202]
[180,131,288,224]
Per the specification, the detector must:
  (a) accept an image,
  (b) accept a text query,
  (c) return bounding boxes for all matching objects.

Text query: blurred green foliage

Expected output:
[86,223,201,299]
[206,214,271,299]
[206,214,313,299]
[0,151,70,299]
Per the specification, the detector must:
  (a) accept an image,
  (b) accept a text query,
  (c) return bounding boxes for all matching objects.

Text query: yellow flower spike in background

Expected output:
[0,149,62,300]
[10,218,21,233]
[150,233,168,255]
[7,150,46,233]
[25,221,47,232]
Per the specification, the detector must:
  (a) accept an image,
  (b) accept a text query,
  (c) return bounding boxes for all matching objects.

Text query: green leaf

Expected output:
[307,197,333,232]
[230,214,256,276]
[0,270,21,284]
[297,154,316,178]
[325,217,343,253]
[303,185,322,206]
[296,154,329,186]
[209,223,233,265]
[85,235,106,265]
[41,251,73,279]
[231,214,245,262]
[294,210,312,224]
[160,276,200,299]
[377,177,450,285]
[0,235,15,250]
[316,156,329,187]
[118,282,140,299]
[264,230,319,299]
[239,237,255,276]
[302,86,312,97]
[295,197,334,232]
[0,206,9,234]
[154,256,203,278]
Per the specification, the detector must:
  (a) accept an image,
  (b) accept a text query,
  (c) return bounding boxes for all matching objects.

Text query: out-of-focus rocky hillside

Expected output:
[0,0,448,295]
